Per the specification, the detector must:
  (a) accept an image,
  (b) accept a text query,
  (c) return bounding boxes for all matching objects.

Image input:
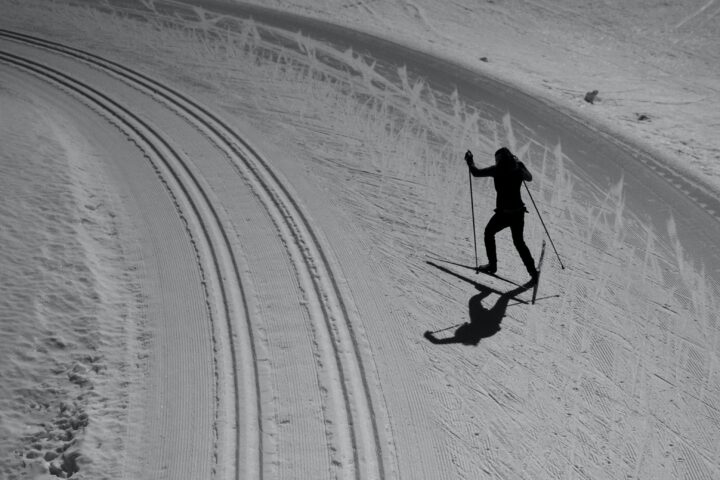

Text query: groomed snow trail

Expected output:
[0,42,244,479]
[0,31,390,479]
[4,1,720,478]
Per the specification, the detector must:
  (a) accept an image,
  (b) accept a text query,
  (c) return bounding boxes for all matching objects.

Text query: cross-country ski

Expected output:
[531,240,547,304]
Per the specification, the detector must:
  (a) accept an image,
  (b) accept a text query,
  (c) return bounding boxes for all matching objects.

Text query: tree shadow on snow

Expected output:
[424,280,532,346]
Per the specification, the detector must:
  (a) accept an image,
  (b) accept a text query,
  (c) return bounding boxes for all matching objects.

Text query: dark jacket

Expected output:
[470,162,532,212]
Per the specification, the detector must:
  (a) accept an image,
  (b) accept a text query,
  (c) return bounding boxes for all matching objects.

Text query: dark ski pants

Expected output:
[484,211,537,275]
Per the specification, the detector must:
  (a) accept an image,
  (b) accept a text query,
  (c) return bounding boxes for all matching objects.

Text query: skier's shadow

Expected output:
[424,283,531,346]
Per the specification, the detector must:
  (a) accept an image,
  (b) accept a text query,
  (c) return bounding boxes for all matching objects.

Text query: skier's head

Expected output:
[494,147,518,170]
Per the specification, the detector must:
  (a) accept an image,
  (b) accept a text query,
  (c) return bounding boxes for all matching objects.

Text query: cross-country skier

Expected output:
[465,147,539,285]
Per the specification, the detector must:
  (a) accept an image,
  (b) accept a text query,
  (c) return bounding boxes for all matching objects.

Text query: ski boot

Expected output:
[475,263,497,275]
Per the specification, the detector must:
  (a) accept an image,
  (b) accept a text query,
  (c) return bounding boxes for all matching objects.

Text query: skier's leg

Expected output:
[483,213,506,270]
[510,214,537,277]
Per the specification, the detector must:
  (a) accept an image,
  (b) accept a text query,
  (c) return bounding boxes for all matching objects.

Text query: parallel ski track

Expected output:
[0,30,387,479]
[0,47,255,479]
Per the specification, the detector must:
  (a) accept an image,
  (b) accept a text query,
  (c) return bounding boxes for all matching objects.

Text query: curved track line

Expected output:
[674,0,718,30]
[0,30,390,479]
[0,49,258,479]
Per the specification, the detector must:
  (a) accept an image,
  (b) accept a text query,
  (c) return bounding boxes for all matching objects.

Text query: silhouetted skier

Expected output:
[465,147,538,285]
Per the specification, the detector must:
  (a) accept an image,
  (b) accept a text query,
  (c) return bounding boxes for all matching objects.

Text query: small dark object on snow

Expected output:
[480,56,489,62]
[637,113,651,121]
[584,90,599,104]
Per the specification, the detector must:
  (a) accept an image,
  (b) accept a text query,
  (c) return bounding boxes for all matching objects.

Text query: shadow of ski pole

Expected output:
[425,261,529,304]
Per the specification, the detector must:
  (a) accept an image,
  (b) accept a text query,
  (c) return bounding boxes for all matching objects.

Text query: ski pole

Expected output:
[427,323,463,335]
[523,181,565,269]
[469,169,478,269]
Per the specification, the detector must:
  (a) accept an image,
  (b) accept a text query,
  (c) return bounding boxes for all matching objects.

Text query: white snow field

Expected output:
[1,1,718,479]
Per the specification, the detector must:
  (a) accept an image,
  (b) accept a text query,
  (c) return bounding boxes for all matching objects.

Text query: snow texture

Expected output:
[1,0,719,479]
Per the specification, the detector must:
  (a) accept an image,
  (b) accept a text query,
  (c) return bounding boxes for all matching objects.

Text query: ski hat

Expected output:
[494,147,518,168]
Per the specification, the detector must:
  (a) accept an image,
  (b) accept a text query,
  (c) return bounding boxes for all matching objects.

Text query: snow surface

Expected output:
[1,0,719,479]
[247,0,720,198]
[0,67,146,477]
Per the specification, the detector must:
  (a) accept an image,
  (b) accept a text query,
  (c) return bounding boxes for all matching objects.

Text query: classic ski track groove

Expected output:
[0,30,387,480]
[0,48,254,479]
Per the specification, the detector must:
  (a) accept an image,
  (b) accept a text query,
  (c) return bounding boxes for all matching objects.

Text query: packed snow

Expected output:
[1,0,719,479]
[0,72,145,477]
[249,0,720,196]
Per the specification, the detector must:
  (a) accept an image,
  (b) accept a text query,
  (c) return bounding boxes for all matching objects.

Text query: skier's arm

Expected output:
[469,165,494,177]
[465,150,494,177]
[518,162,532,181]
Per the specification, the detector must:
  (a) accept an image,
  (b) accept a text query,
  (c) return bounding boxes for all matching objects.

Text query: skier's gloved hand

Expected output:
[464,150,474,167]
